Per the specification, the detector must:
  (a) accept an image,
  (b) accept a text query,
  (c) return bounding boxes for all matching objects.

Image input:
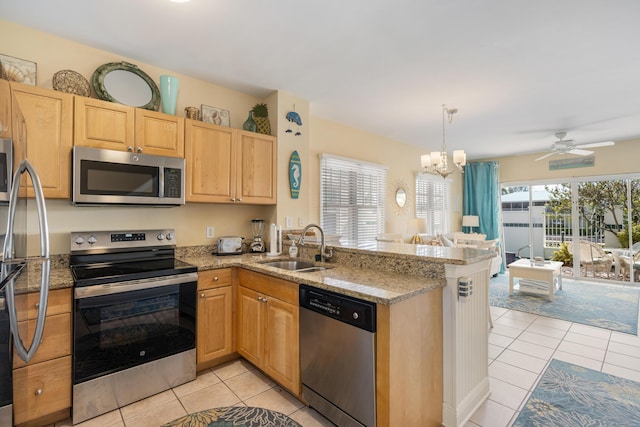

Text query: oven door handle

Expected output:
[74,272,198,299]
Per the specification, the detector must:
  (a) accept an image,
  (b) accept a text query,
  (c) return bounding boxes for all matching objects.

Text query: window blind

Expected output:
[415,173,451,234]
[320,154,387,243]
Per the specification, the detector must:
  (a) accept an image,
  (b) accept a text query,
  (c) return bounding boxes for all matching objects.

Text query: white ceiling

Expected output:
[2,0,640,160]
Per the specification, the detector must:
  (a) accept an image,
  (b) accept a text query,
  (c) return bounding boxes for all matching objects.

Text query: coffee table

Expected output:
[508,259,563,301]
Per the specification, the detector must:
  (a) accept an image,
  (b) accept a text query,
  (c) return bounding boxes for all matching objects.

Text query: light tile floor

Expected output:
[53,359,334,427]
[51,306,640,427]
[467,305,640,427]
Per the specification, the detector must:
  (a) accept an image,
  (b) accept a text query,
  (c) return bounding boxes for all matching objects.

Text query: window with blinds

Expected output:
[415,173,451,234]
[320,154,387,243]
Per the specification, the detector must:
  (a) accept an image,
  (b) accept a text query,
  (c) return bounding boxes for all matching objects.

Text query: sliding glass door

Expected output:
[502,175,640,284]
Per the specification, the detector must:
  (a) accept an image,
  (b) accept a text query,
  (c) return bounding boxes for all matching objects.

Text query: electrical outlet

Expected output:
[285,216,293,228]
[206,226,215,239]
[298,217,304,227]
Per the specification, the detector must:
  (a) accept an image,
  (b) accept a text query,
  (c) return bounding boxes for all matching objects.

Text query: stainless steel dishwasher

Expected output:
[299,284,376,427]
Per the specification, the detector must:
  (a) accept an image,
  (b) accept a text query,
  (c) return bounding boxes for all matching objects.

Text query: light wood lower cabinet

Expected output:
[197,269,234,369]
[12,288,72,426]
[237,270,299,395]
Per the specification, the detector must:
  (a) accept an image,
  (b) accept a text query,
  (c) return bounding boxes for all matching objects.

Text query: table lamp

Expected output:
[462,215,479,234]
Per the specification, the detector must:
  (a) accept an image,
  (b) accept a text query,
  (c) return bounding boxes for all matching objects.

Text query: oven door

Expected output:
[73,278,196,384]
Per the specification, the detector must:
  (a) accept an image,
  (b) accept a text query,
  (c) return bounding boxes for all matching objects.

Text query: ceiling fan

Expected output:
[535,132,615,161]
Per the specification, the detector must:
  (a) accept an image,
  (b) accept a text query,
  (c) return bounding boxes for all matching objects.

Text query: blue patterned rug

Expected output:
[513,359,640,426]
[162,406,301,427]
[490,274,640,334]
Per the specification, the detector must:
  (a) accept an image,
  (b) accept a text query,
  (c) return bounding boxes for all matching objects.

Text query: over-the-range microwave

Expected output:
[0,139,12,203]
[72,146,185,206]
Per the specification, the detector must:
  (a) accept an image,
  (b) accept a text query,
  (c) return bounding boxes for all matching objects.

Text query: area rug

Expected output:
[513,359,640,426]
[161,406,302,427]
[490,274,640,334]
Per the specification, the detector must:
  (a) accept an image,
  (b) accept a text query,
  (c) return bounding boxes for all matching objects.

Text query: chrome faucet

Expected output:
[297,224,333,262]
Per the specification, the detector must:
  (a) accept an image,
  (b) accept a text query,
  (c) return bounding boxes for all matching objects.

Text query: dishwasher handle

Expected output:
[299,284,376,332]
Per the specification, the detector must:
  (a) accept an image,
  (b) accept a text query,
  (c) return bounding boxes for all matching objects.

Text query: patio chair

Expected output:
[618,250,640,281]
[567,241,614,278]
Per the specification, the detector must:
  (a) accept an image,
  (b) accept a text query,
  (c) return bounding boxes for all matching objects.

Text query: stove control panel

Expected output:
[70,229,177,252]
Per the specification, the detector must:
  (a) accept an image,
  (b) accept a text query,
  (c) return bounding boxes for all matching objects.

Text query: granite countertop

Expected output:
[19,241,494,305]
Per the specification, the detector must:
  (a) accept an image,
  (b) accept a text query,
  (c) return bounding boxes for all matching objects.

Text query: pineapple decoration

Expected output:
[251,103,271,135]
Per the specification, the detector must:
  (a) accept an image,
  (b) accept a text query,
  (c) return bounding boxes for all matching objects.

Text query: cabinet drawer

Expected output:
[16,288,72,321]
[13,313,72,368]
[238,269,298,305]
[13,356,72,425]
[197,268,232,290]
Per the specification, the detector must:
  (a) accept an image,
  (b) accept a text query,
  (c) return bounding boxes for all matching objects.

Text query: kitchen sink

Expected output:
[261,260,330,272]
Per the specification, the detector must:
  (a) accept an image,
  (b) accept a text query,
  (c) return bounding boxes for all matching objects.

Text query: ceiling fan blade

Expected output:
[575,141,615,149]
[567,148,594,156]
[535,152,556,161]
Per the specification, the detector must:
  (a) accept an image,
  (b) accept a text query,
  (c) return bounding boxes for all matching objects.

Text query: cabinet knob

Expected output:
[137,147,143,153]
[213,276,219,282]
[200,293,205,298]
[231,198,236,202]
[237,198,242,202]
[127,146,134,152]
[34,303,39,309]
[35,389,43,396]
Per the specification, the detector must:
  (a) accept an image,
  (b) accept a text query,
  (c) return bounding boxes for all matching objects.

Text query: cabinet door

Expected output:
[0,79,11,138]
[74,96,134,151]
[236,286,263,367]
[13,356,72,425]
[197,286,233,363]
[263,297,300,394]
[185,120,236,203]
[13,313,72,368]
[236,131,277,205]
[135,109,184,157]
[11,82,73,198]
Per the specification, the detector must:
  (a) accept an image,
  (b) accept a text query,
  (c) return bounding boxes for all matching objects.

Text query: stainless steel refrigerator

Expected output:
[0,131,51,426]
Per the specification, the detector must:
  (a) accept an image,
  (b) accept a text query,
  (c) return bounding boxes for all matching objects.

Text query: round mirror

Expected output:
[92,62,160,111]
[395,188,407,208]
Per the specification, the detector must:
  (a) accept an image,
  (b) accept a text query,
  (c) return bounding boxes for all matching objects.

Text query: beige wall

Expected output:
[3,19,450,254]
[308,116,464,234]
[481,138,640,183]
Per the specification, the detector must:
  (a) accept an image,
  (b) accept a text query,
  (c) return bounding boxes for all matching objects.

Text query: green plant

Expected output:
[551,242,573,266]
[617,224,640,248]
[250,103,268,117]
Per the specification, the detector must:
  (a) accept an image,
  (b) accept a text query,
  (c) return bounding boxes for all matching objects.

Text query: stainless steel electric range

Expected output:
[70,229,197,424]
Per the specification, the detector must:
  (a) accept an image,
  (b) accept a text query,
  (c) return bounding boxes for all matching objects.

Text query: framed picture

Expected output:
[0,53,37,85]
[201,104,230,127]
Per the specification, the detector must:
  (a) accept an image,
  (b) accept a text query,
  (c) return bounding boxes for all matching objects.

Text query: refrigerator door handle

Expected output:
[3,159,50,363]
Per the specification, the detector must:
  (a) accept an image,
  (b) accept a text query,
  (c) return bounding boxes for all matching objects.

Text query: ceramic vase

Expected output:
[242,112,257,132]
[159,75,179,115]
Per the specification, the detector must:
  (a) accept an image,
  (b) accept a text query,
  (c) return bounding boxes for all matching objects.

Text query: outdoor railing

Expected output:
[543,213,606,248]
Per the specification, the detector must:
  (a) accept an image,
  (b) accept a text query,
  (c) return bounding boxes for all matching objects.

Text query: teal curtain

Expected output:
[463,161,503,272]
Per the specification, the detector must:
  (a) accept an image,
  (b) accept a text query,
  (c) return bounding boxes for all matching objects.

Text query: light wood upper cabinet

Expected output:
[0,79,11,138]
[196,269,234,367]
[135,109,184,157]
[237,269,299,395]
[11,82,73,198]
[74,97,135,151]
[75,97,184,158]
[236,131,277,205]
[185,120,276,204]
[185,120,236,203]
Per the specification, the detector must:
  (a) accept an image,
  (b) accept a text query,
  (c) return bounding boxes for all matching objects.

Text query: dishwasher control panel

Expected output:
[299,284,376,332]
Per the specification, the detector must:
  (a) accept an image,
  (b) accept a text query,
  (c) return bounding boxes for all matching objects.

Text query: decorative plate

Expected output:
[52,69,91,96]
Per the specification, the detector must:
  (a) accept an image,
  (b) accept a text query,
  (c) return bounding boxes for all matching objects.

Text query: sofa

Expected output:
[376,232,503,277]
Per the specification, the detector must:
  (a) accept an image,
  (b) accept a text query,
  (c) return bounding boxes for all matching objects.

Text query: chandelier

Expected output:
[421,104,466,178]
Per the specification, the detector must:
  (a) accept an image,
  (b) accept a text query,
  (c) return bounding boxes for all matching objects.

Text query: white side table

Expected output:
[508,259,563,301]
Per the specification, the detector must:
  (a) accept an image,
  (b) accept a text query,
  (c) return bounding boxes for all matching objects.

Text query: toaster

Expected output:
[217,236,243,255]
